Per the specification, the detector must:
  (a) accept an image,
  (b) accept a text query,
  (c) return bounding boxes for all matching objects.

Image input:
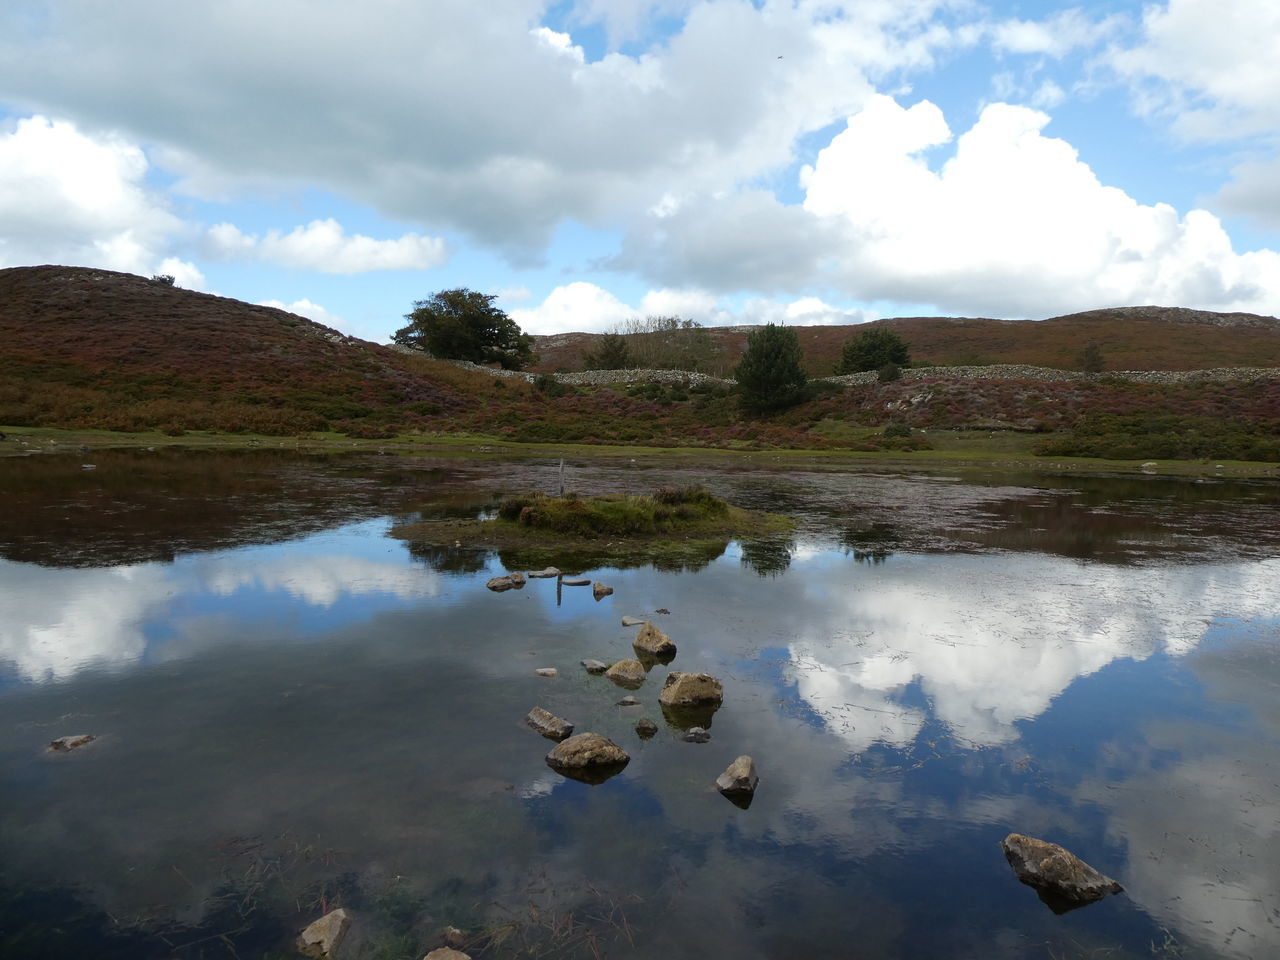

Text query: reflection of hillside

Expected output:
[0,450,426,568]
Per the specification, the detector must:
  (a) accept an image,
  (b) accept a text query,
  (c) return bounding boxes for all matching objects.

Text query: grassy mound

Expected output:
[496,486,730,537]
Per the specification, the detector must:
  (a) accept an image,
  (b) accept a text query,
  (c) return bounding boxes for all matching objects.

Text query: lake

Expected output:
[2,450,1278,959]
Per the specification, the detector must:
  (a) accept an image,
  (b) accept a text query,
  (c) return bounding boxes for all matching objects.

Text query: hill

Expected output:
[0,265,513,436]
[529,306,1280,375]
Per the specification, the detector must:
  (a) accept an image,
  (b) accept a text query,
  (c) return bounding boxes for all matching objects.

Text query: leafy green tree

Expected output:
[393,288,535,369]
[837,327,911,374]
[582,332,632,370]
[735,323,808,414]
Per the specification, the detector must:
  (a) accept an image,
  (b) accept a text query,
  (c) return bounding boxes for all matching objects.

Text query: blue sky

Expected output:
[1,0,1277,341]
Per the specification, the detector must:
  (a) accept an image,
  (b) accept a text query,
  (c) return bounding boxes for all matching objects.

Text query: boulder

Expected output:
[424,950,471,960]
[716,756,759,798]
[633,621,676,658]
[486,572,526,592]
[48,734,95,753]
[635,718,658,738]
[546,733,630,784]
[561,576,591,586]
[621,616,646,627]
[605,658,646,689]
[534,667,558,678]
[525,706,574,741]
[580,659,609,675]
[617,695,641,706]
[592,581,614,601]
[1000,834,1123,909]
[682,727,711,743]
[527,567,560,579]
[658,672,723,707]
[297,907,353,958]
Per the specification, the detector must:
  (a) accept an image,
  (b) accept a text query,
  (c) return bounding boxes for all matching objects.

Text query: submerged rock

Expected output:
[526,706,574,741]
[561,576,591,586]
[1000,834,1123,909]
[546,732,630,784]
[593,581,614,601]
[633,621,677,659]
[635,718,658,738]
[48,734,95,753]
[716,756,759,798]
[486,572,526,592]
[621,616,646,627]
[534,667,558,678]
[617,695,641,706]
[442,925,468,948]
[580,659,609,675]
[527,567,560,578]
[297,907,353,958]
[682,726,711,743]
[424,949,471,960]
[658,671,723,707]
[605,658,646,688]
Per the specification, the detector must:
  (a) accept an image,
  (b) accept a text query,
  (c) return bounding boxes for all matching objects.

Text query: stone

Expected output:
[297,907,353,958]
[486,572,526,592]
[658,672,723,707]
[527,567,560,578]
[682,726,710,743]
[526,706,573,741]
[606,658,646,688]
[442,925,468,948]
[655,608,671,615]
[617,695,640,706]
[1000,834,1123,909]
[545,732,630,784]
[534,667,558,678]
[716,756,759,797]
[621,616,646,627]
[580,659,609,674]
[424,949,471,960]
[633,621,677,658]
[561,576,591,586]
[49,734,95,752]
[592,581,614,601]
[635,718,658,738]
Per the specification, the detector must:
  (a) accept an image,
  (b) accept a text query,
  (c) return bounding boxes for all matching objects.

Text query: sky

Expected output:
[1,0,1278,342]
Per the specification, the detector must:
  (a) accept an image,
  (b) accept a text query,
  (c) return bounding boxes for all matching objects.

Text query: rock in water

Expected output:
[486,572,526,592]
[633,621,677,658]
[425,949,472,960]
[48,734,95,753]
[561,576,591,586]
[658,672,723,707]
[527,567,560,578]
[617,695,641,706]
[682,726,710,743]
[534,667,558,678]
[635,718,658,738]
[716,756,759,798]
[621,616,646,627]
[593,581,614,600]
[442,925,468,948]
[580,659,609,674]
[526,706,574,741]
[297,907,353,958]
[1000,834,1123,908]
[546,732,630,784]
[605,658,646,688]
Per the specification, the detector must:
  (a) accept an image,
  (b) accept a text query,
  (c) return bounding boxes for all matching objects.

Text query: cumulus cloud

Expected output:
[1216,156,1280,228]
[509,281,633,335]
[205,219,446,273]
[990,9,1123,58]
[258,297,345,328]
[0,114,184,275]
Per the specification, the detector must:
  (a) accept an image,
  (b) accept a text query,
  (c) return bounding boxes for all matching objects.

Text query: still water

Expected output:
[1,451,1278,959]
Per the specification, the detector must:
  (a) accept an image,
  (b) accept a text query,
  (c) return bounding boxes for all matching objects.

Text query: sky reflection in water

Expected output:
[0,458,1277,960]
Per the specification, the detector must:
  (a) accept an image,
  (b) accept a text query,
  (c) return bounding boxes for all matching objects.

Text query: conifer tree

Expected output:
[735,323,808,414]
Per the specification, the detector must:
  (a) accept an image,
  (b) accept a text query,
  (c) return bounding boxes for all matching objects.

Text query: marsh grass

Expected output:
[497,486,731,538]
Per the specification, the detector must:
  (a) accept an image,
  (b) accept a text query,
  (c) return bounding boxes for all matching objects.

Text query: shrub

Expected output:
[838,328,911,374]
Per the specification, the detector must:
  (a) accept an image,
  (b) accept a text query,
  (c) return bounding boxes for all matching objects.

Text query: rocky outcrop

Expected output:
[716,756,759,798]
[659,672,723,707]
[580,659,609,675]
[605,658,646,688]
[48,734,95,752]
[633,621,676,659]
[297,907,353,958]
[592,581,614,601]
[1000,834,1123,908]
[526,706,574,741]
[486,572,526,592]
[545,732,630,784]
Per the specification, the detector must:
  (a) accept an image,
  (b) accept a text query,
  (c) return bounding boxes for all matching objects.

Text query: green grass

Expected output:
[497,486,730,537]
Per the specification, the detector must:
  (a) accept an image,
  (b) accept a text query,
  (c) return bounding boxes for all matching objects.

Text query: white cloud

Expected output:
[258,297,344,328]
[509,281,633,335]
[1217,156,1280,228]
[991,9,1122,58]
[0,115,183,275]
[205,218,446,274]
[155,256,205,289]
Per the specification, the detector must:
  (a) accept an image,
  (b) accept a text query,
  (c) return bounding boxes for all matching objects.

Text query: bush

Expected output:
[878,362,902,383]
[838,327,911,374]
[882,423,912,439]
[735,323,808,415]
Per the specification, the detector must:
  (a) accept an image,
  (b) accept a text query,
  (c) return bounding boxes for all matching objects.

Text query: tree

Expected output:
[1080,341,1105,373]
[582,332,632,370]
[393,288,535,369]
[735,323,808,414]
[837,327,911,374]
